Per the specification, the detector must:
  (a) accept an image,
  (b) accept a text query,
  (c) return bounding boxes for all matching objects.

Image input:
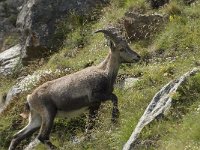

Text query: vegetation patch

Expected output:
[1,0,200,150]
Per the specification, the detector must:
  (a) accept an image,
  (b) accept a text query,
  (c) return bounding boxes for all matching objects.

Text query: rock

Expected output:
[124,78,139,89]
[24,139,40,150]
[123,68,200,150]
[0,44,22,75]
[116,77,139,89]
[0,0,24,51]
[124,12,168,41]
[17,0,109,61]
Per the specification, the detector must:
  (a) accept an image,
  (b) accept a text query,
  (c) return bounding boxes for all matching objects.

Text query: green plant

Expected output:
[8,14,17,26]
[3,34,19,48]
[163,1,182,15]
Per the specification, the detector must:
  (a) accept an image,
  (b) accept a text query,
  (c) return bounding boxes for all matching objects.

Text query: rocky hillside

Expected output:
[1,0,200,149]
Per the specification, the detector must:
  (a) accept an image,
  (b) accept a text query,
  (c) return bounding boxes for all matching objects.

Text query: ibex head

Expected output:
[95,28,140,63]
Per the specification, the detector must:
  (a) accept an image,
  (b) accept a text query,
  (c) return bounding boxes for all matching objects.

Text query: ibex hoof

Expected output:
[47,144,57,150]
[42,139,57,150]
[50,145,57,150]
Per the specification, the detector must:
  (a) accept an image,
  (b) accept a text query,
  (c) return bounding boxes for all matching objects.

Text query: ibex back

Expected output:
[9,28,140,150]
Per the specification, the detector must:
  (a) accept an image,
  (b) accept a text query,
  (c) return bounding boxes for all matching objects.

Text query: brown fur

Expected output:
[9,31,140,150]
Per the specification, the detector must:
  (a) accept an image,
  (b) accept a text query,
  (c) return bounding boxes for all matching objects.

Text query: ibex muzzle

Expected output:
[119,44,140,63]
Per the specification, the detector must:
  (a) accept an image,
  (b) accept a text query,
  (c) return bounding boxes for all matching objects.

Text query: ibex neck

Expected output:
[98,52,120,88]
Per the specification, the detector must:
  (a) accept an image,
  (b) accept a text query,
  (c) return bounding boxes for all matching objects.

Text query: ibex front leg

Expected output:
[110,93,119,123]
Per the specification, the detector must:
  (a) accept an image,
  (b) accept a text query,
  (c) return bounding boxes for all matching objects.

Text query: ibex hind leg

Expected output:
[37,105,57,150]
[86,103,101,133]
[8,110,41,150]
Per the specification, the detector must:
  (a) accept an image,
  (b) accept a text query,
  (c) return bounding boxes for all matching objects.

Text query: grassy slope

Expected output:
[1,0,200,150]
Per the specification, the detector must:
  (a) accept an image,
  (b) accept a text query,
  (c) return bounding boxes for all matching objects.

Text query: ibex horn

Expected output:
[95,29,122,43]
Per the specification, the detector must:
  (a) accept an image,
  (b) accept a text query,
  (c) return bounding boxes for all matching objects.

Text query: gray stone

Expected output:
[123,68,200,150]
[24,139,40,150]
[0,44,21,75]
[124,12,168,41]
[17,0,109,60]
[124,78,139,89]
[0,0,24,51]
[116,77,139,89]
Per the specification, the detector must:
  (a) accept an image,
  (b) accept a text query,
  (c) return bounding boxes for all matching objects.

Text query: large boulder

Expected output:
[124,12,168,41]
[0,44,22,75]
[17,0,109,61]
[0,0,24,51]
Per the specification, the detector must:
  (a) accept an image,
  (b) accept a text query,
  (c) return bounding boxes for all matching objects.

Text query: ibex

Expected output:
[9,28,140,150]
